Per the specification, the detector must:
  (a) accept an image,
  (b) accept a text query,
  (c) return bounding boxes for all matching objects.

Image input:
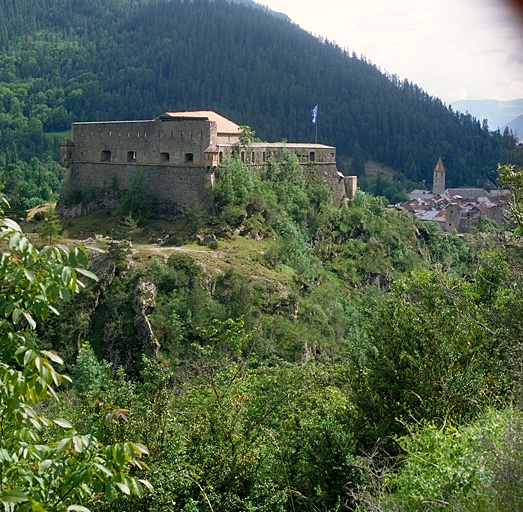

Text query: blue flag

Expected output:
[311,105,318,125]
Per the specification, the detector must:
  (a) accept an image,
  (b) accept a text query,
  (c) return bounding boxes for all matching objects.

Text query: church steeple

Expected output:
[432,157,446,195]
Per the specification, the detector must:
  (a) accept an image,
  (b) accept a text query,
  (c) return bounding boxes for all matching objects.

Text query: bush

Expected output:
[380,407,523,512]
[219,203,247,227]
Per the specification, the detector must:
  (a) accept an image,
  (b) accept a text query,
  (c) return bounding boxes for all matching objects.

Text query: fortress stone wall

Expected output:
[57,111,355,219]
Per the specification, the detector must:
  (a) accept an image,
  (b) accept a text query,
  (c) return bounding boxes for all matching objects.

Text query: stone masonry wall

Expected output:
[72,118,214,167]
[57,162,214,219]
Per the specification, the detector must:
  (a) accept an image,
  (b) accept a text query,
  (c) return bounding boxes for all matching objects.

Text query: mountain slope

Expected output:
[450,98,523,131]
[503,114,523,142]
[0,0,521,189]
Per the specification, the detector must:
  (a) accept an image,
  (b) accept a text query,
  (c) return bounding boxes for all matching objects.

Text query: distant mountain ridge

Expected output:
[450,99,523,131]
[503,114,523,142]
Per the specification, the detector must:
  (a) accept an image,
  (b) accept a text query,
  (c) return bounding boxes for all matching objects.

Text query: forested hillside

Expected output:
[1,0,522,212]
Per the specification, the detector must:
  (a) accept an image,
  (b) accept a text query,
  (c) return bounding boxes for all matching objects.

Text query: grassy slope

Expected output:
[24,205,298,290]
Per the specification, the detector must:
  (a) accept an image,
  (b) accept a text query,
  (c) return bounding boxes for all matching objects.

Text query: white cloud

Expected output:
[259,0,523,102]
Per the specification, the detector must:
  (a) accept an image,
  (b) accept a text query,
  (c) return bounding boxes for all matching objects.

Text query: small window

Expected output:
[309,151,316,162]
[262,151,266,163]
[185,153,194,163]
[101,150,111,162]
[160,152,170,162]
[251,151,255,163]
[241,151,245,163]
[127,151,136,162]
[219,151,223,163]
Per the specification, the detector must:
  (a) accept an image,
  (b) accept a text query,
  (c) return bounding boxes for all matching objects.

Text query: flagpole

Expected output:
[311,104,318,144]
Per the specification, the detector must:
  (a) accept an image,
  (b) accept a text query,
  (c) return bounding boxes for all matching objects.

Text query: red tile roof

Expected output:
[160,111,241,135]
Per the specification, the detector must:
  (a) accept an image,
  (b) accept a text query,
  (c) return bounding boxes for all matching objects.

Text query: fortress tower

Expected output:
[432,157,446,196]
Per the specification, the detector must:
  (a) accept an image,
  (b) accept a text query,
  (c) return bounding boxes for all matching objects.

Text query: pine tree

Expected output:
[115,212,142,243]
[40,204,61,244]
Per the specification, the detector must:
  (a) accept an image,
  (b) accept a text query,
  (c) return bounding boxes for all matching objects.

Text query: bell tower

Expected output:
[432,157,446,195]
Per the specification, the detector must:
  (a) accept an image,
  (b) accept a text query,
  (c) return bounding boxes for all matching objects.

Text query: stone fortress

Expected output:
[58,111,357,219]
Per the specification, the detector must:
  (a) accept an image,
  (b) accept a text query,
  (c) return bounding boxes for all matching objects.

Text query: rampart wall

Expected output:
[71,117,215,167]
[57,162,213,219]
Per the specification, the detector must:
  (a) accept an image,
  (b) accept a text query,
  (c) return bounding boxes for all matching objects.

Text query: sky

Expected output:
[257,0,523,105]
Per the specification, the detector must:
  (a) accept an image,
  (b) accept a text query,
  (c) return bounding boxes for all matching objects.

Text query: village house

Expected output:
[402,158,509,233]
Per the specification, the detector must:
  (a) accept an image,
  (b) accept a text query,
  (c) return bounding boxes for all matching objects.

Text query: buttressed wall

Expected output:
[57,111,355,219]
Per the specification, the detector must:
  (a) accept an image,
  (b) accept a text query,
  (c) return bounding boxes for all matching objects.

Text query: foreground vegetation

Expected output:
[2,157,520,511]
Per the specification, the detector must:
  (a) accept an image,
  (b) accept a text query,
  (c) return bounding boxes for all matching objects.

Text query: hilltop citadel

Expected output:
[58,111,357,219]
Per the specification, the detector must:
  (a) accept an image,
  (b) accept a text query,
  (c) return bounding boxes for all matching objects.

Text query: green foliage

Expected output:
[23,189,523,511]
[238,125,259,146]
[351,142,366,175]
[380,407,523,512]
[1,158,64,215]
[359,173,409,204]
[350,262,520,452]
[270,214,315,279]
[73,341,112,395]
[214,156,262,217]
[115,212,141,242]
[182,200,208,237]
[92,271,146,377]
[162,323,359,511]
[421,220,471,271]
[112,212,141,259]
[0,216,150,510]
[120,171,157,220]
[40,203,62,244]
[498,163,523,236]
